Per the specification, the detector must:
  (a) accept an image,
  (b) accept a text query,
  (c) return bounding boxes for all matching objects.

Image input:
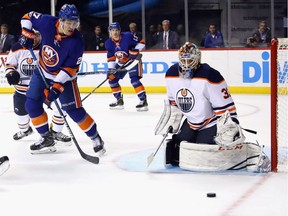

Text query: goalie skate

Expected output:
[13,126,33,140]
[136,99,148,111]
[0,156,9,176]
[109,98,124,110]
[30,131,56,154]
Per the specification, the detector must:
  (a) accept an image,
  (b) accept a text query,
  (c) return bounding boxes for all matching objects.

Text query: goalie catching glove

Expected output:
[154,99,183,135]
[214,110,245,148]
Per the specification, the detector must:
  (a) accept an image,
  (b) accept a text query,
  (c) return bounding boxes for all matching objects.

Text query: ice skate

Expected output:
[51,129,72,146]
[30,131,56,154]
[92,134,106,157]
[109,97,124,110]
[0,156,9,176]
[13,126,33,140]
[136,99,148,111]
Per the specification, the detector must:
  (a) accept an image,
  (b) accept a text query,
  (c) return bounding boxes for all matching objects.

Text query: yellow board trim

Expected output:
[0,86,271,94]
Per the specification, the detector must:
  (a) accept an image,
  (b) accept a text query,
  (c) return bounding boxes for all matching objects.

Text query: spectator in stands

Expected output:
[156,20,179,49]
[0,24,16,53]
[129,22,142,39]
[246,21,271,48]
[146,24,157,49]
[204,24,224,48]
[86,25,107,51]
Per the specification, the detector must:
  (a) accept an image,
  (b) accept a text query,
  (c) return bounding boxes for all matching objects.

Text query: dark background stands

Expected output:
[0,24,16,53]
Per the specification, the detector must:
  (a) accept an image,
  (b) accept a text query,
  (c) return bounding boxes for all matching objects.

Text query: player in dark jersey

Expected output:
[18,4,106,156]
[105,22,148,111]
[5,31,71,143]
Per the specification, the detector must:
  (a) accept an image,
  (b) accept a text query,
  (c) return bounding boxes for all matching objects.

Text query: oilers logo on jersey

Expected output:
[42,45,59,67]
[20,57,36,76]
[176,88,195,113]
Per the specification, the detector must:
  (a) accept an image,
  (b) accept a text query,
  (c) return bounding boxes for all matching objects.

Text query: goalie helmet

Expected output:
[59,4,80,21]
[178,42,201,77]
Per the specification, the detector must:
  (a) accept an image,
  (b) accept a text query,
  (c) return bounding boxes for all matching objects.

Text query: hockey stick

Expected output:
[81,53,142,102]
[29,49,99,164]
[147,126,173,167]
[77,68,136,76]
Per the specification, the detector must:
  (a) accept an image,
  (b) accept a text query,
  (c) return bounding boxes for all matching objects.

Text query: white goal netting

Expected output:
[274,38,288,172]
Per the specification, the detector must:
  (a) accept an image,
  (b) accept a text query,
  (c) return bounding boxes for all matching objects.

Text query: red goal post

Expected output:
[270,38,288,172]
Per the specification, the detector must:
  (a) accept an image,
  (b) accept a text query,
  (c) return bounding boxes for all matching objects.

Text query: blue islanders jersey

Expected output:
[166,63,237,130]
[104,32,145,68]
[21,12,83,83]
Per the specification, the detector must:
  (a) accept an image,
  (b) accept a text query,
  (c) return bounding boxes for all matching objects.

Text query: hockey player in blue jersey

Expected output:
[105,22,148,111]
[5,31,71,143]
[18,4,106,156]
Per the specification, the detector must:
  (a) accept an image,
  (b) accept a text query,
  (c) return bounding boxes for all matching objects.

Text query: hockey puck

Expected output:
[206,193,216,198]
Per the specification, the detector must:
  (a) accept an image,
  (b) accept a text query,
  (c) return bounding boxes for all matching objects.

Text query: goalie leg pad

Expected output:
[179,141,270,172]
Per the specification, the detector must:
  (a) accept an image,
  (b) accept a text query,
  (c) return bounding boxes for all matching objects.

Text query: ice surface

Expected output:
[0,93,287,216]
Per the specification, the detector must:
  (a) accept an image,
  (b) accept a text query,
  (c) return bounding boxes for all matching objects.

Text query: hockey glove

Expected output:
[44,82,64,103]
[5,71,20,85]
[129,48,139,60]
[19,28,36,49]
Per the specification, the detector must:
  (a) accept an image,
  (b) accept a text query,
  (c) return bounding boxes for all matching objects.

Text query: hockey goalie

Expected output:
[154,42,270,172]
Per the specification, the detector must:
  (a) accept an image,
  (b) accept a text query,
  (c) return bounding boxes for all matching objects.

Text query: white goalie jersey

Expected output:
[5,43,38,95]
[165,62,237,130]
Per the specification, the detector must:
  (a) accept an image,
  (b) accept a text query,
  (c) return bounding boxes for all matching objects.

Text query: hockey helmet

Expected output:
[59,4,80,21]
[109,22,121,31]
[178,42,201,72]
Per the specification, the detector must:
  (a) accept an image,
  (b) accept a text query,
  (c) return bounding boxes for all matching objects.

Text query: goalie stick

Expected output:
[147,126,173,167]
[81,53,142,102]
[29,49,99,164]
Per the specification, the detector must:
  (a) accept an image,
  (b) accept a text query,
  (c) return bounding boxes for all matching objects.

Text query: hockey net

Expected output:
[270,38,288,172]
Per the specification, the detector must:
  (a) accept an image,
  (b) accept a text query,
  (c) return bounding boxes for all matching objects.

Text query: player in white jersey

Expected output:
[154,42,271,172]
[155,42,240,166]
[5,31,71,143]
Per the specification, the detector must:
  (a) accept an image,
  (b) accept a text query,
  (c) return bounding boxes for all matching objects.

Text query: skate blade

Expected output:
[109,106,124,110]
[0,161,10,176]
[31,146,57,154]
[56,140,72,146]
[95,148,106,157]
[137,107,149,112]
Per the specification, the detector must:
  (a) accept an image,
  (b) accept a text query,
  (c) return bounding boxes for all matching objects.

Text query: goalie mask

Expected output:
[178,42,201,78]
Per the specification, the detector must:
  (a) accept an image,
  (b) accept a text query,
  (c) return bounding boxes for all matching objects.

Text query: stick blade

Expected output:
[147,153,154,167]
[83,154,100,164]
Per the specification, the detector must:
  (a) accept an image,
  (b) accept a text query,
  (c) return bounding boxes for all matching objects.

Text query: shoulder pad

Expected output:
[194,63,224,83]
[165,63,180,78]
